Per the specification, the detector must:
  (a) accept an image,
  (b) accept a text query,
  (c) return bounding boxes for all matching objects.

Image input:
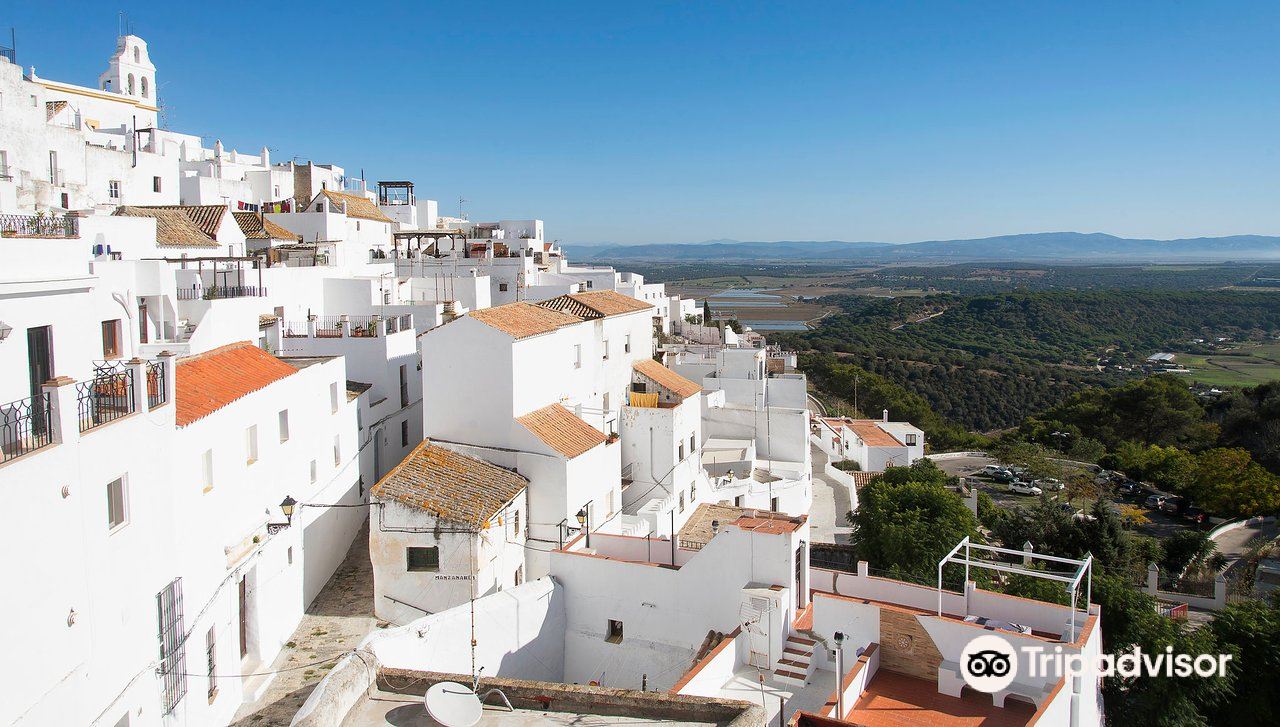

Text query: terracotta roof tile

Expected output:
[516,403,607,459]
[132,204,227,238]
[317,189,393,223]
[633,359,701,400]
[233,211,300,241]
[539,290,654,320]
[113,206,219,248]
[175,342,298,426]
[732,512,807,535]
[372,441,527,528]
[849,421,902,447]
[468,302,582,340]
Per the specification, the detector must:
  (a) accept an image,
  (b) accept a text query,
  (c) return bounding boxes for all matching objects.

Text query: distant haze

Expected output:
[564,232,1280,264]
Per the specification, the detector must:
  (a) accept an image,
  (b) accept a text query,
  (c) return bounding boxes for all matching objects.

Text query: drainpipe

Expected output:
[833,631,846,718]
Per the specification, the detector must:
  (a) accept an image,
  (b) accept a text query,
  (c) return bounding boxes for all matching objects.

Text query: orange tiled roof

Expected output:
[133,205,227,238]
[849,421,902,447]
[539,290,654,320]
[175,342,298,426]
[113,206,219,248]
[516,403,607,459]
[233,211,300,241]
[633,359,701,400]
[371,441,527,528]
[317,189,393,223]
[468,302,582,340]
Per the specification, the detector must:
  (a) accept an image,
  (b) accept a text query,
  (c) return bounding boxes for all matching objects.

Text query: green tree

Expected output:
[848,460,979,578]
[1159,530,1215,576]
[702,298,712,323]
[1203,600,1280,724]
[1188,448,1280,518]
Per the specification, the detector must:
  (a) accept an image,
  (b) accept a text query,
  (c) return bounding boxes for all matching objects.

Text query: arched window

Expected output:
[133,47,140,62]
[127,74,135,95]
[141,77,149,98]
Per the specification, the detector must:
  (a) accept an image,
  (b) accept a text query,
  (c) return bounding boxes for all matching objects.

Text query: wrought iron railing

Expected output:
[283,321,309,338]
[348,316,378,337]
[77,364,135,432]
[147,360,167,408]
[1,393,54,463]
[175,285,268,301]
[0,213,79,238]
[315,316,342,338]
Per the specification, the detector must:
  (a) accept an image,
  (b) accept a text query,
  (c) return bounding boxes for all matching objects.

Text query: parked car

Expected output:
[1184,506,1207,526]
[1145,494,1167,509]
[993,470,1016,484]
[1009,481,1043,496]
[1035,478,1065,491]
[1117,481,1142,497]
[982,464,1004,475]
[1161,496,1185,514]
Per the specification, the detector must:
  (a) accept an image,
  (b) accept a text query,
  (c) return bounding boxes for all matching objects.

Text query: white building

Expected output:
[304,507,1104,727]
[369,441,528,623]
[814,414,925,472]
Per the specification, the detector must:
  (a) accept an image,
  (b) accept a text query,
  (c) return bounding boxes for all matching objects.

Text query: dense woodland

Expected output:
[782,290,1280,431]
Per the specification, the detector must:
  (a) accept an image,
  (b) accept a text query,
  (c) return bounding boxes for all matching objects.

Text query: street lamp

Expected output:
[280,495,297,524]
[575,507,590,548]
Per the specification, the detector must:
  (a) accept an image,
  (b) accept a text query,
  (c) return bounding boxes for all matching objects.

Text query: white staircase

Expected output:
[774,633,817,687]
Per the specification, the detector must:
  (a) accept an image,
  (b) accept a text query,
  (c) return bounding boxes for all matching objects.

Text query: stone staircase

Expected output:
[774,632,817,687]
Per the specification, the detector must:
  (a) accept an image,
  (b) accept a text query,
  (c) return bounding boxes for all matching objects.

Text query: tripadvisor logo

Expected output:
[960,633,1232,693]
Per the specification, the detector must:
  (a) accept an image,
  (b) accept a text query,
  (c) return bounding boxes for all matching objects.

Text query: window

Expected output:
[133,46,140,62]
[678,490,686,512]
[624,334,631,354]
[140,76,149,98]
[399,364,408,408]
[631,381,647,394]
[585,280,594,289]
[101,319,122,359]
[514,565,523,586]
[401,420,409,447]
[690,479,697,502]
[734,495,743,507]
[606,489,615,516]
[201,449,214,491]
[127,73,136,95]
[606,619,624,644]
[573,344,582,369]
[905,433,918,446]
[770,496,780,512]
[153,176,162,193]
[602,392,610,411]
[602,340,609,360]
[309,459,317,484]
[333,435,341,466]
[108,180,121,200]
[205,626,217,701]
[245,425,258,464]
[499,283,509,292]
[107,477,127,530]
[157,578,187,712]
[406,546,440,572]
[513,510,520,537]
[690,434,696,453]
[678,442,685,461]
[278,410,289,442]
[287,547,293,565]
[330,382,339,412]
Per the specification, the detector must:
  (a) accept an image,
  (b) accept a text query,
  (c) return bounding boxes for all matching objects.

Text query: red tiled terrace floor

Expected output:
[845,671,1036,727]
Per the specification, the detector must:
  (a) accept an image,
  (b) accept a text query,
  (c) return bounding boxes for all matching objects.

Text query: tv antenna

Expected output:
[458,196,469,221]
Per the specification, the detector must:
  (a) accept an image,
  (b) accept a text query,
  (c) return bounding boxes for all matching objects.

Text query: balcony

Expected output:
[0,393,53,464]
[176,285,268,301]
[281,314,413,339]
[0,213,79,239]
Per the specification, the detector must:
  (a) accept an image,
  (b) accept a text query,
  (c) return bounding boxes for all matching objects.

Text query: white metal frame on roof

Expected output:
[936,537,1092,641]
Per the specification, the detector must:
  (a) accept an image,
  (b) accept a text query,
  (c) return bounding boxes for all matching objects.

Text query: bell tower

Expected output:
[98,35,156,103]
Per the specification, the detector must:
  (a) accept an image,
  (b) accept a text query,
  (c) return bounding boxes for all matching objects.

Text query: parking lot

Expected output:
[933,454,1194,540]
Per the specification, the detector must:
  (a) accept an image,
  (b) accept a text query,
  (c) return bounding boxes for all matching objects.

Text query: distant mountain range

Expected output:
[562,232,1280,263]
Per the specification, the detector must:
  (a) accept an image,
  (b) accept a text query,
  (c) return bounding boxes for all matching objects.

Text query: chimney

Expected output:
[261,146,270,167]
[882,409,889,422]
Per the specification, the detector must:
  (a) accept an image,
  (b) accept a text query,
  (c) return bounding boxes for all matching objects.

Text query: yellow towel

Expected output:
[629,391,659,408]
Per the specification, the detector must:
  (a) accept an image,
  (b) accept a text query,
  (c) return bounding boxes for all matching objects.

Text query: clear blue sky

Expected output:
[9,2,1280,244]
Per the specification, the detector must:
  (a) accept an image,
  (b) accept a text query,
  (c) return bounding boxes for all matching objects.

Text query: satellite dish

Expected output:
[424,681,483,727]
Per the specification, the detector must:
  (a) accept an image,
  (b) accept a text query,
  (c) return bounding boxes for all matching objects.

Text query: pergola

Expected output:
[936,536,1093,640]
[391,229,468,259]
[148,255,265,289]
